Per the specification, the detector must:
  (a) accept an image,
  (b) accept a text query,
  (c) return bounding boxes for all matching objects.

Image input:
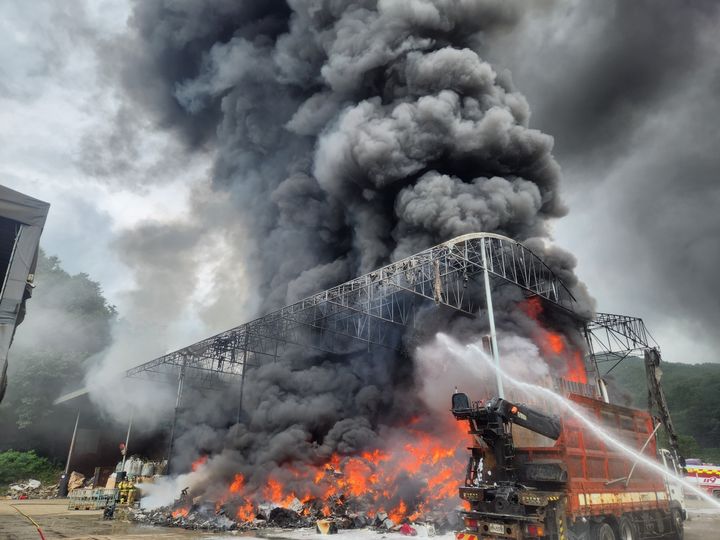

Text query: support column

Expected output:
[120,410,134,473]
[236,333,249,424]
[165,359,186,475]
[481,237,504,399]
[59,409,80,497]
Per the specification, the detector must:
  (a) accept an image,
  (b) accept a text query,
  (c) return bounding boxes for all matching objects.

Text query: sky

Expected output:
[3,0,719,366]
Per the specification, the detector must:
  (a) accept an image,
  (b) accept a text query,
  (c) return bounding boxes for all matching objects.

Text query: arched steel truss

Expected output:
[126,233,577,390]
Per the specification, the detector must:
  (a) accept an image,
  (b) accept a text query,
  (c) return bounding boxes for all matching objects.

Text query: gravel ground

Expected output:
[1,499,718,540]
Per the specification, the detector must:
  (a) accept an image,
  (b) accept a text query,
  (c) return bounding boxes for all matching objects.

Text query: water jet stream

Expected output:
[439,333,720,511]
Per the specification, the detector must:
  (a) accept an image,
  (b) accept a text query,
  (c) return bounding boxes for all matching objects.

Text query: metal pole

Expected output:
[59,409,80,497]
[481,238,504,398]
[236,346,248,425]
[64,410,80,476]
[625,422,662,487]
[120,409,134,473]
[166,360,186,475]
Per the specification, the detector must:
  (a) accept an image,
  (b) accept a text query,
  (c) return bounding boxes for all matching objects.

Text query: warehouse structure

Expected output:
[125,233,661,451]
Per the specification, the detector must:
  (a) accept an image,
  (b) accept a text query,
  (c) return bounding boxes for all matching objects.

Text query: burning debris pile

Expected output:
[137,480,456,534]
[136,420,468,533]
[136,500,449,534]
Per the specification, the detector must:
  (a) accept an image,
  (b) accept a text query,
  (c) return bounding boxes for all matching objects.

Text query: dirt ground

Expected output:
[0,499,206,540]
[0,498,718,539]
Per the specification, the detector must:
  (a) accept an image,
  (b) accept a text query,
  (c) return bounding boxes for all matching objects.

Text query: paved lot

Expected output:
[0,498,718,539]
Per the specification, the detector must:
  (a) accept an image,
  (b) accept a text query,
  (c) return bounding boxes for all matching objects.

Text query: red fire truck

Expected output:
[684,460,720,499]
[451,391,685,540]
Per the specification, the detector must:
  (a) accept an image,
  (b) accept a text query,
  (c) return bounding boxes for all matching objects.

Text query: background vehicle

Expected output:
[684,459,720,499]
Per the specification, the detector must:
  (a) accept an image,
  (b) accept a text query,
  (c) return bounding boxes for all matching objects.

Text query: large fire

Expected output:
[198,418,469,524]
[521,297,588,384]
[191,455,208,471]
[179,296,589,525]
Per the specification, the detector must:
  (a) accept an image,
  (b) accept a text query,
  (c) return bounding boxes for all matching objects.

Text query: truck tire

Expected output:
[618,516,638,540]
[670,508,684,540]
[590,521,617,540]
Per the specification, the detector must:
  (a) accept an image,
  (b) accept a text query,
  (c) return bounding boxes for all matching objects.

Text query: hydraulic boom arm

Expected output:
[452,393,561,440]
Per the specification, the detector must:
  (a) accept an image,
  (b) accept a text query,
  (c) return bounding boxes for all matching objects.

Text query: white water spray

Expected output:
[438,333,720,511]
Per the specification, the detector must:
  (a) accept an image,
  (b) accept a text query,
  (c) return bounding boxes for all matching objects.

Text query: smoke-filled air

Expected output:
[86,0,595,521]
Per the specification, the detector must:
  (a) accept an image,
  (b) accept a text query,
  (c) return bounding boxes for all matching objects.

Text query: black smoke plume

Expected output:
[102,0,592,504]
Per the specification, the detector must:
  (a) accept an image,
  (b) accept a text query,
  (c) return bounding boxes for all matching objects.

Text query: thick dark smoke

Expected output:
[484,0,720,363]
[100,0,593,500]
[109,0,586,313]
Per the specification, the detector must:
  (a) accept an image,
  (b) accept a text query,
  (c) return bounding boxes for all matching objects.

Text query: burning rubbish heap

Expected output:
[138,486,449,533]
[135,420,471,532]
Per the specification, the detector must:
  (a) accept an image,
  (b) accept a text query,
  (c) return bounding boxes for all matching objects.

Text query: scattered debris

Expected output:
[268,507,306,527]
[68,471,85,491]
[5,479,60,499]
[130,488,450,535]
[27,479,41,489]
[103,504,116,520]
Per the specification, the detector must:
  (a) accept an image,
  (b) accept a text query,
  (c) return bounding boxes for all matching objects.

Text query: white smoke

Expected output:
[415,332,550,415]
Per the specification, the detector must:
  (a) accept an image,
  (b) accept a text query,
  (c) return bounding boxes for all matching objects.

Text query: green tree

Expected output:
[607,358,720,461]
[0,450,60,487]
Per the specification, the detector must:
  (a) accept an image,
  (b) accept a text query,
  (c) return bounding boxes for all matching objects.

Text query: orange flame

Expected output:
[236,500,255,521]
[230,474,245,493]
[521,297,588,384]
[191,455,208,471]
[171,507,189,518]
[388,499,407,524]
[212,419,467,524]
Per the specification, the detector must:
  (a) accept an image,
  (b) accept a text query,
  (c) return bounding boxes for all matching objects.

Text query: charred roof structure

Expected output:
[0,185,50,402]
[125,232,669,474]
[127,233,578,391]
[126,232,662,403]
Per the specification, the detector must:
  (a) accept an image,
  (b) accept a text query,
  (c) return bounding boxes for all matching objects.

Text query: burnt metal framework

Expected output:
[126,233,577,391]
[584,312,659,375]
[584,315,681,460]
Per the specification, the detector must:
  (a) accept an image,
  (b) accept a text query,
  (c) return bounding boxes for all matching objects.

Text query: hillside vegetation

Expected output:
[606,357,720,462]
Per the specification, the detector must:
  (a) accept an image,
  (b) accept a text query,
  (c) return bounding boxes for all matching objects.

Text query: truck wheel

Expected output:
[670,508,684,540]
[590,521,616,540]
[617,516,637,540]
